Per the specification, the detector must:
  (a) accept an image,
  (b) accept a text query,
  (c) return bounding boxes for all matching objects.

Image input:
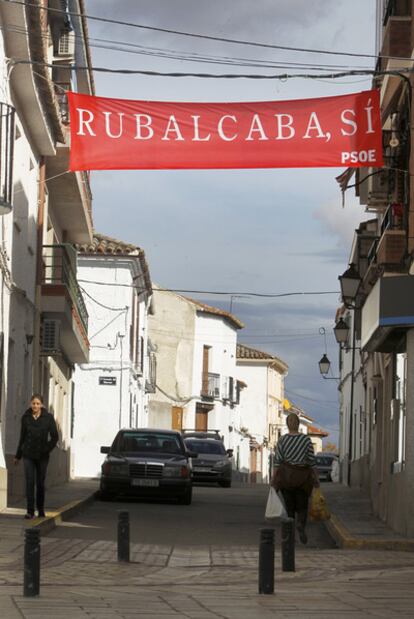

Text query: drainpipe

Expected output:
[33,157,46,394]
[347,313,357,486]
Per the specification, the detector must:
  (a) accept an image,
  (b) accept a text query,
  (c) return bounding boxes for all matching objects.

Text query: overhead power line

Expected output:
[0,22,375,72]
[3,0,411,63]
[77,280,339,298]
[11,59,414,81]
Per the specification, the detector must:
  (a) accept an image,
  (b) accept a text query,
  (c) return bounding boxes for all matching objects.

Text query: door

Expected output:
[195,408,208,431]
[171,406,183,431]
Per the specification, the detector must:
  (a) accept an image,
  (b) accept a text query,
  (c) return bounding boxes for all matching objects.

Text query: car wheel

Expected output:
[219,480,231,488]
[178,487,192,505]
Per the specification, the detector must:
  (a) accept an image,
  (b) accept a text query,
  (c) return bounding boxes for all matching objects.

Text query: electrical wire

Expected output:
[285,389,339,406]
[11,59,414,80]
[79,286,128,312]
[4,0,412,63]
[78,280,340,298]
[89,309,127,340]
[0,22,376,73]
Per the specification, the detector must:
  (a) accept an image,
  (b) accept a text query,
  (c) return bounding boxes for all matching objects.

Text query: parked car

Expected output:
[183,433,233,487]
[99,428,197,504]
[315,453,338,482]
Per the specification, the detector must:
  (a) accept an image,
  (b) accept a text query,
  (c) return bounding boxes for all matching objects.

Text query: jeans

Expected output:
[281,487,309,530]
[23,456,49,515]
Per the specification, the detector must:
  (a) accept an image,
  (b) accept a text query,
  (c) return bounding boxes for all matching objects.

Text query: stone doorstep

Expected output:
[325,514,414,551]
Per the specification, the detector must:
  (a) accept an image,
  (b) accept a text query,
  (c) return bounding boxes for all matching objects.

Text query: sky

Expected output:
[85,0,377,444]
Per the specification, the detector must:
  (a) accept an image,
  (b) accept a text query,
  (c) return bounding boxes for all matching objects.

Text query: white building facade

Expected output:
[0,0,94,507]
[72,234,152,478]
[149,292,244,455]
[236,344,288,483]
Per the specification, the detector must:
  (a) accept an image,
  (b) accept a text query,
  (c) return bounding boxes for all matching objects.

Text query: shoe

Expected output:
[24,513,34,520]
[298,527,308,545]
[38,510,46,518]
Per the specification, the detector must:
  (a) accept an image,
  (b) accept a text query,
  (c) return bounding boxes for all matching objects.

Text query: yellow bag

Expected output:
[309,487,330,521]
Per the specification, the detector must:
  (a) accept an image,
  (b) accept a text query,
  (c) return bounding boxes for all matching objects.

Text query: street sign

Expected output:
[99,376,117,386]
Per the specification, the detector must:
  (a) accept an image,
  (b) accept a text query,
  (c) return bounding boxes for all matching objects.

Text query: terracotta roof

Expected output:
[236,343,288,371]
[76,233,152,294]
[308,425,329,438]
[76,233,141,255]
[184,297,244,330]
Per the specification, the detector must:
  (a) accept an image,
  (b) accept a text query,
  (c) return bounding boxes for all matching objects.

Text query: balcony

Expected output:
[40,244,89,363]
[361,274,414,352]
[379,7,412,114]
[365,205,406,279]
[201,372,220,399]
[45,90,93,243]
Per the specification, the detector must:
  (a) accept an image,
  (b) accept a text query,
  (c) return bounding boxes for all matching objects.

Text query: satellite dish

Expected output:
[389,137,399,148]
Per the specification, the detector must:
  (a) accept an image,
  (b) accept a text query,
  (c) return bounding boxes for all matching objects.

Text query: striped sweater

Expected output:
[274,433,316,467]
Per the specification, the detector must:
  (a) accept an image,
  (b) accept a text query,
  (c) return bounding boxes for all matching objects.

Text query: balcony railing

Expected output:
[42,244,88,333]
[0,102,15,214]
[201,372,220,399]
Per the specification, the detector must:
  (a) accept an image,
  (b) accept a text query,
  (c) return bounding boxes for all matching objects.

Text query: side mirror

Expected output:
[100,446,110,454]
[226,449,234,457]
[186,450,198,459]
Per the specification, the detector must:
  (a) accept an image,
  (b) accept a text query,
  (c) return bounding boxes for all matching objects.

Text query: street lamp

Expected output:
[318,354,331,375]
[333,318,349,345]
[339,264,361,307]
[318,353,340,380]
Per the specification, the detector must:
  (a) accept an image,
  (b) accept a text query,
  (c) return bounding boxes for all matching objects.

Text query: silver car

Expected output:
[183,436,233,487]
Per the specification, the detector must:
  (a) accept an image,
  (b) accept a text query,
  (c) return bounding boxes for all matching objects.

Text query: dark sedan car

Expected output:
[183,436,233,487]
[99,428,196,504]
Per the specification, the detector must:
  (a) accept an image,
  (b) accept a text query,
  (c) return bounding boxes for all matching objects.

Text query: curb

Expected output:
[29,491,98,536]
[325,513,414,552]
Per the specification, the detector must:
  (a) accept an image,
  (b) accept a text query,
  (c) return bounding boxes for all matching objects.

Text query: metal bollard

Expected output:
[117,510,130,562]
[24,528,40,597]
[281,517,295,572]
[258,528,275,594]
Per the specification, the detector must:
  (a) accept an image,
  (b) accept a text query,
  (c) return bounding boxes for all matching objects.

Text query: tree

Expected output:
[323,442,338,454]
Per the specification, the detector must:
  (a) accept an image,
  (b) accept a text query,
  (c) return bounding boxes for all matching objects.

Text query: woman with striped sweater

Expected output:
[271,412,319,544]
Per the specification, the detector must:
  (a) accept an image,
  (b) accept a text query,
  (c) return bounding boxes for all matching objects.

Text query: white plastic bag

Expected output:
[265,487,287,519]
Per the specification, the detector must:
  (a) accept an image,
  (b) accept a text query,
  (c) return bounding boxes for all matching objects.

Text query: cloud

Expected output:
[313,195,372,251]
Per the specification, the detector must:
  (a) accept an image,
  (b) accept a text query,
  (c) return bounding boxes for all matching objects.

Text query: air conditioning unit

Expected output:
[41,319,60,353]
[57,30,75,57]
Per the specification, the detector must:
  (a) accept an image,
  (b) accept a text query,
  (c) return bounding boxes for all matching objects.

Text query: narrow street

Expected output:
[50,483,335,548]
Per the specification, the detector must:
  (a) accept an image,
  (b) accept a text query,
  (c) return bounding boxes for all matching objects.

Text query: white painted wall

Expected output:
[190,311,239,448]
[0,35,40,506]
[148,290,196,429]
[72,257,150,477]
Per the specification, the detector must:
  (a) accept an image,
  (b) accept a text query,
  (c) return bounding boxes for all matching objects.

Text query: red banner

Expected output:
[68,90,383,171]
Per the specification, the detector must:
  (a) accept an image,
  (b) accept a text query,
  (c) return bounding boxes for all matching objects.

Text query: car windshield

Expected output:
[114,432,183,454]
[316,456,334,466]
[185,440,226,455]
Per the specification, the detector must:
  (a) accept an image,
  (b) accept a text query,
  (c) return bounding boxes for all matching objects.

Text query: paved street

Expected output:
[49,483,335,548]
[1,481,414,617]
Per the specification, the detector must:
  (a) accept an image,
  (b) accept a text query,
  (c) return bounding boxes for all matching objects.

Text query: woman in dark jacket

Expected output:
[271,412,319,544]
[14,394,58,519]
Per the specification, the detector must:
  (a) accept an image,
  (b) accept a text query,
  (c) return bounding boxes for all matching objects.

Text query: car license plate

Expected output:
[131,479,159,487]
[195,467,211,472]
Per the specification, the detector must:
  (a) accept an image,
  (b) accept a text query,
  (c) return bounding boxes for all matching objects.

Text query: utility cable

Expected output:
[78,280,340,298]
[0,22,376,72]
[10,59,414,80]
[4,0,412,63]
[79,285,128,312]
